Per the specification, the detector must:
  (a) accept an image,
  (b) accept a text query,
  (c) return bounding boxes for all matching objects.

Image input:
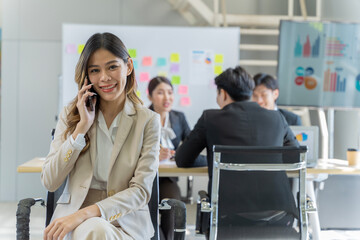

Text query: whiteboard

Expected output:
[62,24,240,126]
[278,20,360,108]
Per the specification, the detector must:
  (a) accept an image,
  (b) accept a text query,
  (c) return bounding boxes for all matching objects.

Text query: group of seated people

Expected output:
[40,32,302,240]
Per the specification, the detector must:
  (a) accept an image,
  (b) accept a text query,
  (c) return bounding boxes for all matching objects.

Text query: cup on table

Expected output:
[347,148,360,167]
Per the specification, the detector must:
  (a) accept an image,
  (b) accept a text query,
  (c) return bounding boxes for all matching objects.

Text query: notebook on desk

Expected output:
[290,126,319,168]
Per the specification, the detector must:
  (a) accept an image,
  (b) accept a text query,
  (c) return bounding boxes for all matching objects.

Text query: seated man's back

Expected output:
[175,66,299,225]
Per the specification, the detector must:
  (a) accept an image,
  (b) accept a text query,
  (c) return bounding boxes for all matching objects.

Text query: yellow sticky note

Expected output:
[171,75,181,85]
[128,49,137,58]
[170,53,180,63]
[136,90,141,97]
[215,54,224,63]
[214,65,223,75]
[77,44,85,54]
[158,71,168,77]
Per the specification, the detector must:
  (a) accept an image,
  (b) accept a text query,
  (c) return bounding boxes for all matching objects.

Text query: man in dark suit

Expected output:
[175,66,299,227]
[252,73,302,126]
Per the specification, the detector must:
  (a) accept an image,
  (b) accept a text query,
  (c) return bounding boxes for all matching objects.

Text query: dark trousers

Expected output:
[159,177,181,240]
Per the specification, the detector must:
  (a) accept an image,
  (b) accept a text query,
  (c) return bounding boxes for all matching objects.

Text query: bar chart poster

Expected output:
[278,20,360,108]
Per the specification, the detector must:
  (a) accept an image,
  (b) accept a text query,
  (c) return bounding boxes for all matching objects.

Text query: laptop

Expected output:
[290,126,319,168]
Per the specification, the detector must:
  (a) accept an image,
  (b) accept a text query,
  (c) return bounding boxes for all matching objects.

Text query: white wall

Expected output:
[0,0,188,201]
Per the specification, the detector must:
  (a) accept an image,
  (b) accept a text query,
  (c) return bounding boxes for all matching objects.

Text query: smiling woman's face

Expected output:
[87,48,132,104]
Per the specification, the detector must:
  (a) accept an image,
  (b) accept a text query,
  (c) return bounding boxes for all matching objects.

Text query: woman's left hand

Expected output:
[43,205,100,240]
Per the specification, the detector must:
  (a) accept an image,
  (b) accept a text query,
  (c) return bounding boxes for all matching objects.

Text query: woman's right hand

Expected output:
[72,77,97,139]
[159,146,175,161]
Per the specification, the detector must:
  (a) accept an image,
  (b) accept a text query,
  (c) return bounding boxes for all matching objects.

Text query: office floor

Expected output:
[1,202,359,240]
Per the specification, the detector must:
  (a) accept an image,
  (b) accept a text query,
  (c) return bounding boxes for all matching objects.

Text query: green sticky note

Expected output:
[215,54,224,63]
[214,65,223,75]
[136,90,141,97]
[128,49,137,58]
[171,75,181,85]
[77,44,85,54]
[170,53,180,63]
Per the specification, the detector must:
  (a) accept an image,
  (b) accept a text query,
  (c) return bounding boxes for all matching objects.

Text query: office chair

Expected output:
[196,145,311,240]
[16,174,186,240]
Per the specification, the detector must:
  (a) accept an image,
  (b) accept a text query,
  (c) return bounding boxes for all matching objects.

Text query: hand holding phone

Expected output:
[85,76,97,111]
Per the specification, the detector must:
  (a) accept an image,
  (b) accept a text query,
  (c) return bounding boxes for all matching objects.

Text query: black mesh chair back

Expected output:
[210,145,308,240]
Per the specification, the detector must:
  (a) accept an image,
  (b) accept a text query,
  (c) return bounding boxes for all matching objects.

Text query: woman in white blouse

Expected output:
[41,32,160,240]
[148,76,203,240]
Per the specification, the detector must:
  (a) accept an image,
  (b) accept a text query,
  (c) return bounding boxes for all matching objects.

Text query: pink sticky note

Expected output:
[170,63,180,73]
[178,85,188,95]
[142,56,152,66]
[180,97,191,106]
[139,72,150,82]
[66,44,76,54]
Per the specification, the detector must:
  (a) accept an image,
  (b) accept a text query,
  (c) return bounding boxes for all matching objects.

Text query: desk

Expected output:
[17,157,208,177]
[18,157,358,175]
[17,157,358,240]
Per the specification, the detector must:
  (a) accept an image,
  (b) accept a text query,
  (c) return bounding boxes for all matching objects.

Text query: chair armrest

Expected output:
[159,199,186,240]
[306,196,317,213]
[198,190,211,212]
[196,191,211,235]
[16,198,45,240]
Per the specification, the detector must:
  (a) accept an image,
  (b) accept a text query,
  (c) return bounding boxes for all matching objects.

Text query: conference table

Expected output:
[18,157,360,175]
[17,157,208,176]
[17,157,360,240]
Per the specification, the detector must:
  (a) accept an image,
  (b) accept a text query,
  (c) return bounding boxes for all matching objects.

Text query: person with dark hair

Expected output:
[252,73,302,126]
[175,66,299,228]
[41,32,160,239]
[147,76,205,240]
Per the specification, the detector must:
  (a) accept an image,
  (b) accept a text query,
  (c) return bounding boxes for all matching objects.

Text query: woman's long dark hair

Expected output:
[64,32,142,154]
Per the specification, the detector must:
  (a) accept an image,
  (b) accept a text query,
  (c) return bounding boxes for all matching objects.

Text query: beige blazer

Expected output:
[41,98,160,239]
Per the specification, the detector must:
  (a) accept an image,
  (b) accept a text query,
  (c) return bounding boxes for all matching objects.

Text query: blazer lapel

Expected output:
[108,98,135,173]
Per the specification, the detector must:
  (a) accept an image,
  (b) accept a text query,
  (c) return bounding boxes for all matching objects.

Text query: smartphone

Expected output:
[85,75,97,111]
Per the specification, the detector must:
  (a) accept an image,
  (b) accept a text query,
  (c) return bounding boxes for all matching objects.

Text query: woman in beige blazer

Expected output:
[41,33,160,240]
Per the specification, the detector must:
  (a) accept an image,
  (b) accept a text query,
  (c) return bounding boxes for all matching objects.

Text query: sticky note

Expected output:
[170,64,180,73]
[158,71,168,77]
[142,56,152,66]
[128,49,137,58]
[77,44,85,54]
[157,58,167,67]
[66,44,76,54]
[170,53,180,63]
[215,54,224,63]
[136,90,141,97]
[139,72,150,82]
[133,60,138,70]
[178,85,188,95]
[214,65,223,75]
[180,97,191,106]
[171,75,181,85]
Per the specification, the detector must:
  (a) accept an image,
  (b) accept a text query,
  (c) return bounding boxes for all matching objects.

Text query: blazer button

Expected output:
[108,190,115,197]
